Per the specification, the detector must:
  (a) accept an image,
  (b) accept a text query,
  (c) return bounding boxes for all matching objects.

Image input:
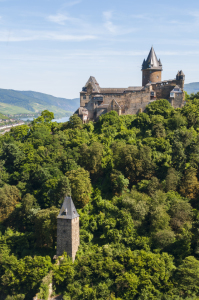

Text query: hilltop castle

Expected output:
[75,47,185,122]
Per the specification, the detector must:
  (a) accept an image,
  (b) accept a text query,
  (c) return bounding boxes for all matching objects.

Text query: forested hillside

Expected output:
[184,82,199,95]
[0,88,79,118]
[1,96,199,299]
[0,112,8,120]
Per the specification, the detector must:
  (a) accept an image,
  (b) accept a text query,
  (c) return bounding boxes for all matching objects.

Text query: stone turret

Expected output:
[176,70,185,89]
[142,47,162,86]
[56,196,79,261]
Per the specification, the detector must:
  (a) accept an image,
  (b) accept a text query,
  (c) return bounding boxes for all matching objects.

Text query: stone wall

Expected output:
[152,79,184,101]
[171,94,185,108]
[71,217,80,261]
[80,93,90,107]
[102,89,151,115]
[152,82,176,99]
[142,69,162,86]
[56,217,79,261]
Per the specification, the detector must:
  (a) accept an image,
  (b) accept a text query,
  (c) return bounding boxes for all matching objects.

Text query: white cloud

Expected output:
[47,13,82,25]
[131,14,152,21]
[103,11,112,20]
[64,0,82,7]
[60,0,82,9]
[189,11,199,18]
[103,11,117,34]
[102,11,137,35]
[0,30,97,42]
[47,14,68,25]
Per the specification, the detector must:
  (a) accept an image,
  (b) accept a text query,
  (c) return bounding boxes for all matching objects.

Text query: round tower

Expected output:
[142,47,162,86]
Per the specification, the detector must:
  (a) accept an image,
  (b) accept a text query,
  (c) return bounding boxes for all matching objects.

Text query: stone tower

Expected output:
[176,70,185,89]
[56,196,79,261]
[142,47,162,86]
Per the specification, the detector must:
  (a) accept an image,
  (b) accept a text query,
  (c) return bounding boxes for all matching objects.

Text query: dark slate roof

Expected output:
[177,70,185,76]
[142,47,162,70]
[57,196,79,220]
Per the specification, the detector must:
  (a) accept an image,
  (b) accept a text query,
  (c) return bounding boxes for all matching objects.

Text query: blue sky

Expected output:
[0,0,199,98]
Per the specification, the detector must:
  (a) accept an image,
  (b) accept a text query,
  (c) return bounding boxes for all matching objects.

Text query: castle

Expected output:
[57,196,79,261]
[75,47,185,122]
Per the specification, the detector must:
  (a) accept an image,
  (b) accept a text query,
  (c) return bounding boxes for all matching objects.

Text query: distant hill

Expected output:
[184,82,199,95]
[0,88,80,118]
[0,112,9,120]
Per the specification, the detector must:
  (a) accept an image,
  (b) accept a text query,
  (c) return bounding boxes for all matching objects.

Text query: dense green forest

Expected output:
[2,95,199,299]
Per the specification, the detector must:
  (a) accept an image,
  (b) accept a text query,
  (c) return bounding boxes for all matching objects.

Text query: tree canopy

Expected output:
[1,94,199,299]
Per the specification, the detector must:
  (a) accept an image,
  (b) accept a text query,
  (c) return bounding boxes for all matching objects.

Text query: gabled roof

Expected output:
[171,85,183,93]
[142,47,162,70]
[57,196,79,220]
[85,76,100,93]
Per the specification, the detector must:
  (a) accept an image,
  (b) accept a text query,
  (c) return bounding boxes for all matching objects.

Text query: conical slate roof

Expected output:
[142,47,162,70]
[57,196,79,220]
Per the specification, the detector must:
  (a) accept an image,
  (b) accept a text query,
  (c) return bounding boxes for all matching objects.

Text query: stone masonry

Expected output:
[56,196,79,261]
[75,47,185,123]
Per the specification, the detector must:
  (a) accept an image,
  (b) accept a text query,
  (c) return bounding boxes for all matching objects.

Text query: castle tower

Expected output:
[56,196,79,261]
[142,47,162,86]
[176,70,185,89]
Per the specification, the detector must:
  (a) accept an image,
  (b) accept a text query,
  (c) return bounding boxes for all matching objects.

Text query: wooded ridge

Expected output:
[1,95,199,299]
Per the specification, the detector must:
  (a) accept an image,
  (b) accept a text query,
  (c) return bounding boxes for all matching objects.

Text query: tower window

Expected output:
[157,76,159,79]
[83,96,86,99]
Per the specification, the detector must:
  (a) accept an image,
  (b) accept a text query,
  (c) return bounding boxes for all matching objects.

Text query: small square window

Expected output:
[83,96,86,100]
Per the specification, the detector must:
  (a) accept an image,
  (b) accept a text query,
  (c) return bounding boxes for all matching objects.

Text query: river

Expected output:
[20,116,70,123]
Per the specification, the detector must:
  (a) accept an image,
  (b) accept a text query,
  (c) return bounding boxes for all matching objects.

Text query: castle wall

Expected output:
[152,79,184,100]
[57,217,79,261]
[80,93,90,107]
[142,69,162,86]
[152,82,176,99]
[171,94,185,109]
[102,89,151,115]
